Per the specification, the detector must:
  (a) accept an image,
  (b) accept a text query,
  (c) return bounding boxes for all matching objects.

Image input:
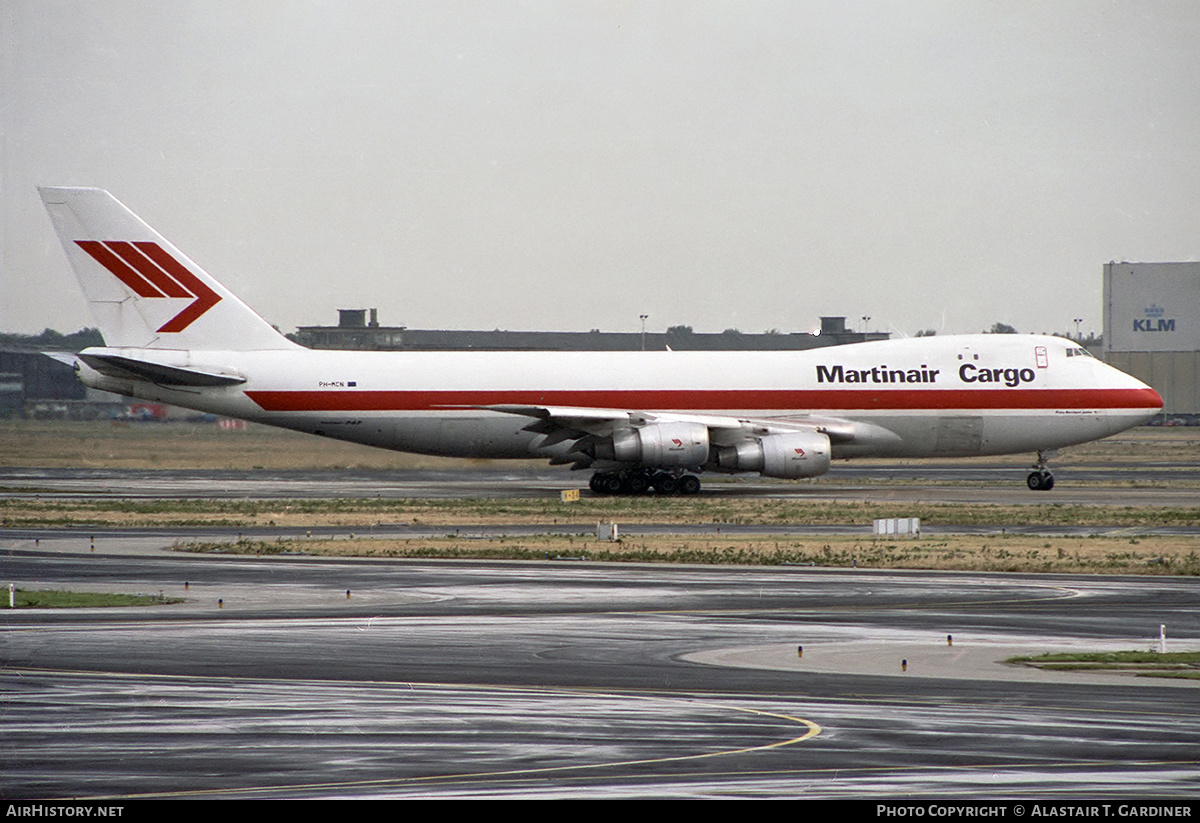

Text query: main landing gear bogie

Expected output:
[588,469,702,496]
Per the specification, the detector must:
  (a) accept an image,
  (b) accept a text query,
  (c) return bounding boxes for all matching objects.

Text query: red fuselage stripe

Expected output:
[244,387,1163,413]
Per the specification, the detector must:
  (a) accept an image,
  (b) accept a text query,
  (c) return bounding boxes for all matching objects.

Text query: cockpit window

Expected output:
[1065,347,1093,358]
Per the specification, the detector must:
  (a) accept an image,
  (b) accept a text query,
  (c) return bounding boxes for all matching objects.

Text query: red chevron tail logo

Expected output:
[76,240,221,332]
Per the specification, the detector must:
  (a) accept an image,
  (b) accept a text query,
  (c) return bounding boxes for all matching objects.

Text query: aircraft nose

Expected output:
[1095,360,1162,431]
[1147,385,1165,409]
[1125,373,1163,426]
[1137,392,1164,426]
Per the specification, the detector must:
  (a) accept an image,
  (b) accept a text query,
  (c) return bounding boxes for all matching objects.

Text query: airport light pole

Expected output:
[1074,318,1083,340]
[640,314,648,351]
[861,316,871,334]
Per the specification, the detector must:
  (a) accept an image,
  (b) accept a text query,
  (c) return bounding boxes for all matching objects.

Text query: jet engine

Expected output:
[715,430,831,478]
[593,421,710,468]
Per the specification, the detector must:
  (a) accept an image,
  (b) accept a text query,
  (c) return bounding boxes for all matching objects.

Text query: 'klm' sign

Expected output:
[1134,304,1176,333]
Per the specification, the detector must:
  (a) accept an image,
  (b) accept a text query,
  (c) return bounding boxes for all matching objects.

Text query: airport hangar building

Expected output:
[1104,261,1200,418]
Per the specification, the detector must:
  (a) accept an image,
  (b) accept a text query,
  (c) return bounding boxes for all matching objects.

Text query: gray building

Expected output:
[0,347,91,418]
[294,312,888,352]
[1103,261,1200,416]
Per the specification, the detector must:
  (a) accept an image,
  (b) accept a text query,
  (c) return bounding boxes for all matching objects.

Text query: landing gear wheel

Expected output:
[651,473,679,495]
[1026,471,1054,491]
[1027,449,1057,491]
[678,474,701,495]
[589,472,621,495]
[622,472,650,495]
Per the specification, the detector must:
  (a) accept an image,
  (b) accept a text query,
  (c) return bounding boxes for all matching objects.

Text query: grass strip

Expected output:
[175,533,1200,575]
[7,589,183,608]
[5,497,1200,528]
[1008,651,1200,680]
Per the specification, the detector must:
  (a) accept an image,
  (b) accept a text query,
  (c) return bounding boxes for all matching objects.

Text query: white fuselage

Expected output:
[76,333,1162,465]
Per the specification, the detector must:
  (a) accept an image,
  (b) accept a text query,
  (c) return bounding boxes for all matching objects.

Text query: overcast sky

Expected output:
[3,1,1198,340]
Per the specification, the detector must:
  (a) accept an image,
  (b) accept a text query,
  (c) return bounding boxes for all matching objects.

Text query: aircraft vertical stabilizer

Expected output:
[38,187,297,351]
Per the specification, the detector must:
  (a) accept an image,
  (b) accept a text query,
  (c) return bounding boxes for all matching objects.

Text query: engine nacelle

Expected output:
[596,421,710,468]
[716,430,832,479]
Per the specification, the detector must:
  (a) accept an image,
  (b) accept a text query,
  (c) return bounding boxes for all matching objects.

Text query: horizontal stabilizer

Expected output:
[78,352,246,387]
[42,351,80,368]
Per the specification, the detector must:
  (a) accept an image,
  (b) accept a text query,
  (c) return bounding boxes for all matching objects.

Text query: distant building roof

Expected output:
[293,311,889,351]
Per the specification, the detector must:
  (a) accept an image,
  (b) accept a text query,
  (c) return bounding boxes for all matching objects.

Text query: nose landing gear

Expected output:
[1026,450,1056,491]
[1027,470,1054,491]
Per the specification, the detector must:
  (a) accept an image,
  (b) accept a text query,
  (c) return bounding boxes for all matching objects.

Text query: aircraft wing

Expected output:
[477,403,900,469]
[478,404,747,434]
[478,404,751,468]
[480,403,879,441]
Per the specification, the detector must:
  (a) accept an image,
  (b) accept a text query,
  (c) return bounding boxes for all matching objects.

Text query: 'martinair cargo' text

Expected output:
[816,363,1038,388]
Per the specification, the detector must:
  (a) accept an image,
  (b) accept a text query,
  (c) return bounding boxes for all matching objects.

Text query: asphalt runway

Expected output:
[3,532,1199,799]
[2,464,1198,799]
[2,462,1199,506]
